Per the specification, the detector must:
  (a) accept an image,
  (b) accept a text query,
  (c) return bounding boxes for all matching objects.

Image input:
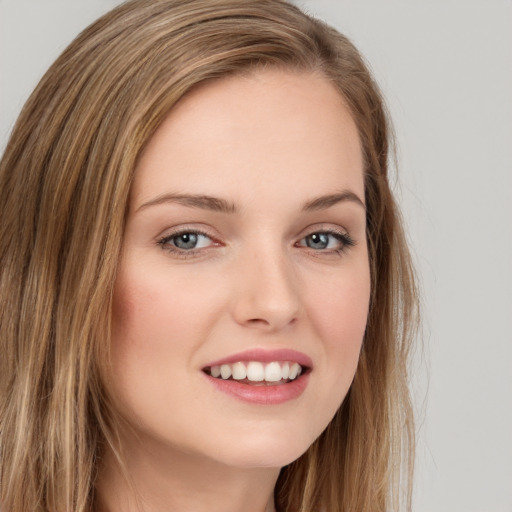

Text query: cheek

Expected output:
[313,260,370,326]
[112,265,217,350]
[282,262,370,449]
[108,263,227,403]
[306,263,370,383]
[108,268,214,433]
[111,274,169,362]
[109,268,188,391]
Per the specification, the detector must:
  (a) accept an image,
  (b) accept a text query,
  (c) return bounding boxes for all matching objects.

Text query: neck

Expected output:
[95,431,279,512]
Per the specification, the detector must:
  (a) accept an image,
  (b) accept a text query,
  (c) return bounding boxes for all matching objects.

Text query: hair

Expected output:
[0,1,418,511]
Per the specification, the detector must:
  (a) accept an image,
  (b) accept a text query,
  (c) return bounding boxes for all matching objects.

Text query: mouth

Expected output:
[201,349,312,404]
[203,360,308,386]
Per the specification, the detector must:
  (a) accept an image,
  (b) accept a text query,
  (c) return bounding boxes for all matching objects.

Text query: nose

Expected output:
[231,247,301,331]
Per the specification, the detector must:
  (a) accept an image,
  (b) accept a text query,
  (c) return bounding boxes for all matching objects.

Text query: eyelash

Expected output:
[157,228,217,258]
[296,229,355,255]
[156,228,355,258]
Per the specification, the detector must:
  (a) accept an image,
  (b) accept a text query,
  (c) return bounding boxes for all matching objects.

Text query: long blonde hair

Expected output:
[0,1,418,511]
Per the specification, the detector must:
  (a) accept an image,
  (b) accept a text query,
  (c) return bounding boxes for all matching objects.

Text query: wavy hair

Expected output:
[0,1,418,511]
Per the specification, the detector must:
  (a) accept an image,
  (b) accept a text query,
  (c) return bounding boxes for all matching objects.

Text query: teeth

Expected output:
[288,362,301,380]
[232,362,247,380]
[247,362,264,382]
[207,361,305,383]
[220,364,232,379]
[281,362,290,379]
[265,362,282,382]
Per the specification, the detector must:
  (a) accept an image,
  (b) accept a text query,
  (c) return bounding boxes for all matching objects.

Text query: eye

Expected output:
[297,230,354,253]
[157,230,214,253]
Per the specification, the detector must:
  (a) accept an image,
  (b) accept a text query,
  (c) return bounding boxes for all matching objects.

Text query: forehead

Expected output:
[131,68,364,209]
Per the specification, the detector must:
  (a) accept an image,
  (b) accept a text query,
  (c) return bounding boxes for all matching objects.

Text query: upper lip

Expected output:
[203,348,313,369]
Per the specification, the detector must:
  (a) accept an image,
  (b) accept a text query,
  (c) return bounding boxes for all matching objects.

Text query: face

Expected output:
[110,69,370,469]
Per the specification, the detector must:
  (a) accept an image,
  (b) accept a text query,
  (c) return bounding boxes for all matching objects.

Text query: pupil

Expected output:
[307,233,328,249]
[175,233,198,249]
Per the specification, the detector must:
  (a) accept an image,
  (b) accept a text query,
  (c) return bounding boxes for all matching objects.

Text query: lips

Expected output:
[202,349,312,404]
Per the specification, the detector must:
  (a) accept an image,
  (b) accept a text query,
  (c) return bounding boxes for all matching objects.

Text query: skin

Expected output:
[97,68,370,512]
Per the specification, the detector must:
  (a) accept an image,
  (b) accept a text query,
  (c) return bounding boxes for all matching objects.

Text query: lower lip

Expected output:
[203,373,310,405]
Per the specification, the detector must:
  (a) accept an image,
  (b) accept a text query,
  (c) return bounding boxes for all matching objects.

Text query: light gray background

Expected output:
[1,1,511,511]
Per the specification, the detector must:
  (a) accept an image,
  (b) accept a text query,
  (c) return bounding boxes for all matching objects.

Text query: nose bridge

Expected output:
[233,240,301,330]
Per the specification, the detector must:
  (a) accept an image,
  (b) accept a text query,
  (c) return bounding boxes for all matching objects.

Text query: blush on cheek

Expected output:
[111,268,166,336]
[110,277,159,361]
[319,284,369,339]
[319,287,369,379]
[110,261,141,328]
[111,287,133,329]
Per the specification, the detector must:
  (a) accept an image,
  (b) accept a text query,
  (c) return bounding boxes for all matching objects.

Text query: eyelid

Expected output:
[298,223,352,240]
[156,223,218,242]
[156,225,221,256]
[295,225,356,254]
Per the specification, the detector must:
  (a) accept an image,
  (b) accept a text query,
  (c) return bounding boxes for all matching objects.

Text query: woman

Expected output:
[0,1,418,511]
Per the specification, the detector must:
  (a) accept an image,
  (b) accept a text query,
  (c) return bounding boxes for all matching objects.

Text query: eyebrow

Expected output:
[137,193,237,213]
[302,191,365,211]
[136,189,365,214]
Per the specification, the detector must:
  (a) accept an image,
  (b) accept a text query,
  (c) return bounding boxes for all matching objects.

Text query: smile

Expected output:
[202,349,312,405]
[204,361,304,385]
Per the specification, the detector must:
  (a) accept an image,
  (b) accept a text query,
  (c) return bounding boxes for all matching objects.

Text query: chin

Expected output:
[216,447,308,470]
[204,424,321,469]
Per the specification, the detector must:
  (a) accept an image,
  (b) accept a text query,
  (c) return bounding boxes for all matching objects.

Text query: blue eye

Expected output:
[305,233,331,250]
[158,231,213,252]
[298,231,354,252]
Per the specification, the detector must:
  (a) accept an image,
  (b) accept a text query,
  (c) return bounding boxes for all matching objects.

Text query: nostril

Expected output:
[244,316,299,330]
[246,318,270,326]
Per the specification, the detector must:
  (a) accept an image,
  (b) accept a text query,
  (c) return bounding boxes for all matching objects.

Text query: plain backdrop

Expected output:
[1,1,511,511]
